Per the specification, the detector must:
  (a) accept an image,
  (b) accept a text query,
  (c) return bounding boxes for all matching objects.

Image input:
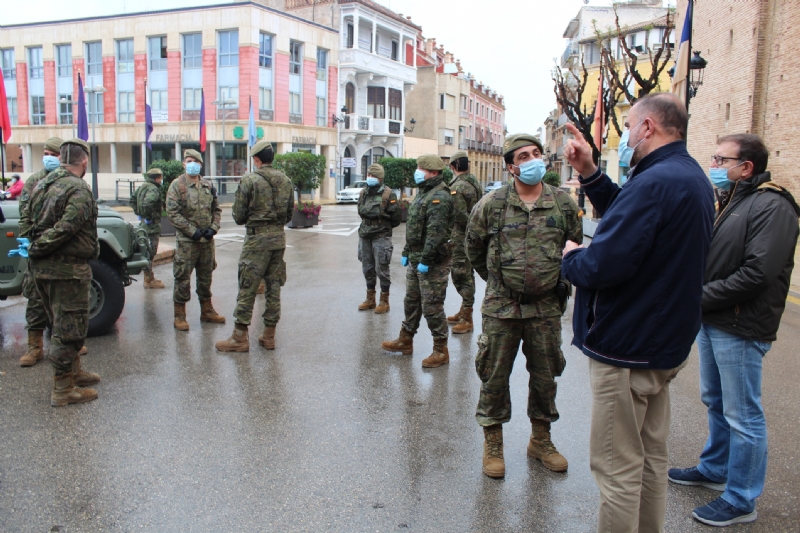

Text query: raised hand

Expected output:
[564,123,598,178]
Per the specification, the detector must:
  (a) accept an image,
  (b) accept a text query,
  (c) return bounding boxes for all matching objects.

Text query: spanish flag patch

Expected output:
[390,199,396,204]
[432,199,440,204]
[451,190,457,195]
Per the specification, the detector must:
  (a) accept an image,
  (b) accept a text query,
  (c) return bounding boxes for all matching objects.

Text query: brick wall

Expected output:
[103,56,116,124]
[134,54,147,123]
[238,46,259,120]
[43,60,56,125]
[274,53,289,124]
[202,49,217,118]
[302,59,317,126]
[168,51,181,122]
[16,64,29,126]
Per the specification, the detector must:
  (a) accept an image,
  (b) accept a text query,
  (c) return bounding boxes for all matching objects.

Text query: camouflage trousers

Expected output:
[475,314,566,427]
[358,236,393,292]
[33,277,90,376]
[233,234,287,327]
[401,256,452,341]
[450,244,475,308]
[143,231,160,275]
[173,240,216,303]
[22,267,48,331]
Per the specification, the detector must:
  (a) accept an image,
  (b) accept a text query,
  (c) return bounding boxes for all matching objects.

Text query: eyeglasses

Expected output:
[711,155,742,166]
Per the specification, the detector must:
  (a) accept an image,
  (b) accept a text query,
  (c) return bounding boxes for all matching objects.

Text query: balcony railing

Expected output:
[561,43,579,66]
[343,113,372,133]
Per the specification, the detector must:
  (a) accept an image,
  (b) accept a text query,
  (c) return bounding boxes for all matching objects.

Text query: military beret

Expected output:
[183,149,203,164]
[450,151,469,162]
[147,168,163,177]
[417,154,445,171]
[502,134,543,157]
[44,137,64,154]
[367,163,384,179]
[249,140,274,158]
[62,138,90,155]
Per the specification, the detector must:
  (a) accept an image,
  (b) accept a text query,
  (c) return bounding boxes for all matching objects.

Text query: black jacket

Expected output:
[702,171,800,341]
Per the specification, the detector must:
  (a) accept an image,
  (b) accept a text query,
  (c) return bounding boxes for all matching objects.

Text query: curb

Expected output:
[153,246,175,266]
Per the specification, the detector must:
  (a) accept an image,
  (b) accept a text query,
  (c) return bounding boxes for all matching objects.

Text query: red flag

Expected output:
[0,68,12,143]
[593,57,605,152]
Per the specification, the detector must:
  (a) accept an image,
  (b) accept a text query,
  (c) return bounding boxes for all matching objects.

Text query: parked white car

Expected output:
[336,181,368,203]
[484,181,504,193]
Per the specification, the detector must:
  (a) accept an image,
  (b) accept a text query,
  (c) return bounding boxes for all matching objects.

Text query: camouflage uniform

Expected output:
[25,166,99,375]
[166,174,222,303]
[231,163,294,327]
[18,167,52,332]
[133,175,163,274]
[467,181,582,426]
[358,183,401,292]
[448,172,483,307]
[401,174,455,340]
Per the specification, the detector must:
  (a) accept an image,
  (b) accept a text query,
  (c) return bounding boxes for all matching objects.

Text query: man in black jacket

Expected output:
[669,134,800,527]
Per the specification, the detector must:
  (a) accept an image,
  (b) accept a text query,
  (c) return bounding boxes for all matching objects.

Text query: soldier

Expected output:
[381,154,454,368]
[215,141,293,352]
[166,149,225,330]
[356,163,401,314]
[24,138,101,406]
[17,137,63,367]
[133,167,165,289]
[446,151,483,334]
[466,134,582,478]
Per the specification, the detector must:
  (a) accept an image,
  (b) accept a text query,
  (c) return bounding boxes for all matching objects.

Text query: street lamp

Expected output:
[332,105,348,126]
[83,85,106,199]
[211,98,236,177]
[668,51,708,104]
[59,96,75,138]
[404,118,416,133]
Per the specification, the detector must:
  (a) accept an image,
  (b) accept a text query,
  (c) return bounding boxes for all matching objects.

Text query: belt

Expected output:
[361,218,385,226]
[494,278,555,305]
[45,254,89,265]
[246,225,281,235]
[407,244,424,253]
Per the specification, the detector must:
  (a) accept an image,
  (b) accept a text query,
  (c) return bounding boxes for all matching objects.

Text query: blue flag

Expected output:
[77,73,89,141]
[248,96,256,148]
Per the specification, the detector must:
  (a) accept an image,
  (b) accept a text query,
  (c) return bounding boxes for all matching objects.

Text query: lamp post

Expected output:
[332,106,348,192]
[212,98,236,177]
[668,50,708,113]
[83,85,106,199]
[404,118,416,133]
[59,96,75,138]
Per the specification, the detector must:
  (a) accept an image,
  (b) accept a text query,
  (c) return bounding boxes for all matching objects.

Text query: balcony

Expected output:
[561,43,579,67]
[339,47,416,85]
[343,114,372,133]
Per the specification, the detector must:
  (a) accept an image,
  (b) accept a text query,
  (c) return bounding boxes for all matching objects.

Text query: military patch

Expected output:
[390,199,396,204]
[546,216,558,228]
[451,190,457,195]
[432,199,440,204]
[578,209,584,219]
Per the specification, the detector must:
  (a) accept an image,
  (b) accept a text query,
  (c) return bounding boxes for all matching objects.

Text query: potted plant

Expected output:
[288,201,322,228]
[148,159,186,237]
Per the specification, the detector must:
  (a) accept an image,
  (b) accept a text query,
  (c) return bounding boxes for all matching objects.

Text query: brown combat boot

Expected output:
[19,330,44,367]
[51,372,98,407]
[73,354,101,387]
[452,306,474,334]
[446,304,464,324]
[358,289,377,311]
[200,299,226,323]
[422,338,450,368]
[259,326,276,350]
[527,419,568,472]
[483,424,506,479]
[381,328,414,355]
[174,303,190,331]
[216,323,250,352]
[143,271,165,289]
[78,345,88,356]
[374,291,390,314]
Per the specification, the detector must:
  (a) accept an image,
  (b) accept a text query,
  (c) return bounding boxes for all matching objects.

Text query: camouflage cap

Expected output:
[502,133,543,157]
[367,163,384,179]
[183,149,203,163]
[147,167,163,177]
[417,154,445,171]
[62,138,90,155]
[249,140,274,158]
[450,150,469,162]
[44,137,64,154]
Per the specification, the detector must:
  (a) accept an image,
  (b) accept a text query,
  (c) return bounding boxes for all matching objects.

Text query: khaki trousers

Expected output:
[588,357,685,533]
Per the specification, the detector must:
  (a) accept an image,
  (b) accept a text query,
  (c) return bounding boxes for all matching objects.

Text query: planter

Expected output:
[160,216,176,236]
[287,211,313,228]
[309,214,319,226]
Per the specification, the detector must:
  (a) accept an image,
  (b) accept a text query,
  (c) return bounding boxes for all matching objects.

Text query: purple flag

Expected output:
[145,79,153,150]
[77,73,89,141]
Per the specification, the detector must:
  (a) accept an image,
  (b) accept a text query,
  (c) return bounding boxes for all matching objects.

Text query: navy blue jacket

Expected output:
[562,141,714,369]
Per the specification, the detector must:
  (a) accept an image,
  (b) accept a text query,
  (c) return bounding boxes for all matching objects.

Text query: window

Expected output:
[88,92,103,124]
[28,47,43,79]
[118,92,135,122]
[219,86,239,106]
[117,39,134,73]
[259,87,272,111]
[345,83,355,114]
[1,49,15,80]
[391,41,399,61]
[290,92,301,115]
[388,88,402,121]
[439,93,445,110]
[8,97,17,125]
[148,37,167,70]
[290,41,302,74]
[316,48,327,80]
[183,88,202,110]
[367,87,385,119]
[151,90,167,112]
[31,95,45,125]
[219,31,239,67]
[443,129,454,146]
[183,33,202,69]
[59,94,73,124]
[86,42,102,75]
[316,97,326,127]
[346,23,354,49]
[259,33,273,69]
[56,45,72,77]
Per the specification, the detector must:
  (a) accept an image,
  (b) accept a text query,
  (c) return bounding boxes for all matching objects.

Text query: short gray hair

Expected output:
[633,93,688,141]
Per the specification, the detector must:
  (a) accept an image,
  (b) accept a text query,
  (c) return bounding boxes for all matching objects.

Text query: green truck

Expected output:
[0,200,151,336]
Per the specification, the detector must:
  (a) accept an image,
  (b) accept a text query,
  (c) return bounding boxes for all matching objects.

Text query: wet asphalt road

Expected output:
[1,204,799,533]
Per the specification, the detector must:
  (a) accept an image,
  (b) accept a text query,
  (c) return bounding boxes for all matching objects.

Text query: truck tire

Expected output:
[88,259,126,337]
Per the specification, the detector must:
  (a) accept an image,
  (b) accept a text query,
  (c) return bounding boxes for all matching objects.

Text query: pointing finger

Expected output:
[565,123,586,143]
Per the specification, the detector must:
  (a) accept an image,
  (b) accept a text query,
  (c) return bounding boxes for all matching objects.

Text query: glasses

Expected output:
[711,155,742,166]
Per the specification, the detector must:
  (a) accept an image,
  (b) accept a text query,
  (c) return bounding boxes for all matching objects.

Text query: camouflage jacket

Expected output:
[134,177,163,235]
[166,174,222,243]
[357,183,401,239]
[18,167,50,238]
[467,181,582,319]
[26,167,99,280]
[449,172,484,248]
[402,174,455,265]
[232,164,294,250]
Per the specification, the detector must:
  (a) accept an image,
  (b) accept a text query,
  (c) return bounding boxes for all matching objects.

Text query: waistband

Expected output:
[492,277,555,305]
[247,224,282,235]
[361,217,387,226]
[43,254,90,265]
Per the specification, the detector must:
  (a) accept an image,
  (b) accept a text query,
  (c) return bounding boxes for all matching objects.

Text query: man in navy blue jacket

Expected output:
[561,93,714,533]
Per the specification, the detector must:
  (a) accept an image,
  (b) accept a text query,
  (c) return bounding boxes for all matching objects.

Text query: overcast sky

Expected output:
[2,0,649,133]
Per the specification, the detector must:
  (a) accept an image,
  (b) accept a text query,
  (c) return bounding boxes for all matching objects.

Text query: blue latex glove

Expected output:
[8,237,30,258]
[137,216,142,221]
[401,256,409,267]
[145,219,153,225]
[417,263,429,274]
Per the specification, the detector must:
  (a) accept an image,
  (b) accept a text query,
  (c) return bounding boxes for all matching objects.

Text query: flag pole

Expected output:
[144,77,148,171]
[1,129,5,190]
[685,0,693,115]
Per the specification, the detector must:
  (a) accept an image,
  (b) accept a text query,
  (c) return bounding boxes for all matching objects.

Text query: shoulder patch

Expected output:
[432,199,440,204]
[390,199,396,204]
[451,190,457,195]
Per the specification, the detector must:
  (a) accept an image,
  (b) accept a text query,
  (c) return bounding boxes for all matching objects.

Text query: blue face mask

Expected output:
[709,167,742,191]
[186,162,202,176]
[366,177,379,187]
[516,158,546,186]
[618,130,634,168]
[414,169,427,185]
[43,155,60,172]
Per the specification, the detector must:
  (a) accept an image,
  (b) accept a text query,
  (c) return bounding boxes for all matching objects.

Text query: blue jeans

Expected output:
[696,324,770,513]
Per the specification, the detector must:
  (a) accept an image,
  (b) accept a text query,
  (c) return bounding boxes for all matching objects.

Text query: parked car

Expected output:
[336,181,368,203]
[485,181,504,193]
[0,200,151,336]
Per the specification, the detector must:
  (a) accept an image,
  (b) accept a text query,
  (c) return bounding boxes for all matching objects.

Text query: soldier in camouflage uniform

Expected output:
[23,139,102,406]
[446,151,483,334]
[17,137,63,367]
[215,141,294,352]
[133,167,165,289]
[381,154,455,368]
[357,163,401,314]
[466,134,582,478]
[166,149,225,331]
